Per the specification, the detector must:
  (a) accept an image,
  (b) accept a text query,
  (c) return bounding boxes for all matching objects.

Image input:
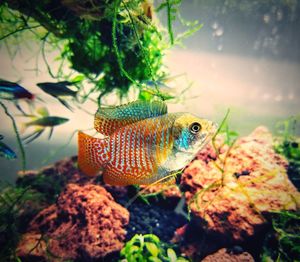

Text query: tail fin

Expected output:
[78,131,109,176]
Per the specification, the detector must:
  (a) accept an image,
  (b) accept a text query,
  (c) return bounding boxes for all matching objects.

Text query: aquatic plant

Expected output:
[187,109,239,216]
[274,116,300,189]
[16,172,65,204]
[120,233,189,261]
[256,117,300,261]
[0,0,202,170]
[0,184,43,261]
[262,210,300,262]
[0,167,67,260]
[0,101,26,172]
[0,0,200,101]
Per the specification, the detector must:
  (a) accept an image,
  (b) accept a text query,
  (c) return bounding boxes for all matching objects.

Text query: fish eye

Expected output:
[189,122,201,134]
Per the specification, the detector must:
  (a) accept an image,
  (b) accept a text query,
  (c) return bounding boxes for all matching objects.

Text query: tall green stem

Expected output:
[166,0,174,45]
[112,0,138,86]
[0,101,26,172]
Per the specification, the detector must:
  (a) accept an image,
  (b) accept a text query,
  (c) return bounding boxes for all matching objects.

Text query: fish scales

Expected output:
[94,100,167,136]
[78,100,217,185]
[104,115,175,184]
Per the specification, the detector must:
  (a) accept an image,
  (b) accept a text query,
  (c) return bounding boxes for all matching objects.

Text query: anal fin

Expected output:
[77,131,109,177]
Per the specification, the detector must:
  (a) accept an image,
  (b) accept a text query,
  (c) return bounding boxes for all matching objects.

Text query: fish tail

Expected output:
[20,122,29,133]
[78,131,109,177]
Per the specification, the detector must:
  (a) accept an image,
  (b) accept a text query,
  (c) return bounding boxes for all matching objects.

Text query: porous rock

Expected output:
[201,248,254,262]
[181,126,300,243]
[17,183,129,260]
[139,183,182,199]
[17,156,89,187]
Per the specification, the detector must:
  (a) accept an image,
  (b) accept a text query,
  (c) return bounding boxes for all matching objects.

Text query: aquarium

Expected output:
[0,0,299,261]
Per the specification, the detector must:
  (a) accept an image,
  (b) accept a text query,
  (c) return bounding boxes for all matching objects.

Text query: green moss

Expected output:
[262,211,300,262]
[16,173,65,204]
[0,1,168,102]
[0,185,44,261]
[274,116,300,190]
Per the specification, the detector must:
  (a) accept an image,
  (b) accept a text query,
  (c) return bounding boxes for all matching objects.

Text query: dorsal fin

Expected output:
[36,107,49,117]
[94,100,167,135]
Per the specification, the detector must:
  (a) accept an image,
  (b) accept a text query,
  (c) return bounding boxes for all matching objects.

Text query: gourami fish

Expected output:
[22,107,69,143]
[78,100,217,185]
[0,135,17,160]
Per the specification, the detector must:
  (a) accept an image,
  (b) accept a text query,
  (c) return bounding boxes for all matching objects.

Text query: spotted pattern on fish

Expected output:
[94,100,167,135]
[78,101,217,185]
[78,132,110,176]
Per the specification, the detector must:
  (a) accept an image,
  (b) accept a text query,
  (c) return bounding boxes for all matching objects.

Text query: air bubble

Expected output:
[263,14,271,24]
[211,21,218,30]
[215,27,224,37]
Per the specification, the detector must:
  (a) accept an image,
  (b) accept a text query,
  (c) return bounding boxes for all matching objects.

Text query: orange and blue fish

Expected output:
[78,100,217,185]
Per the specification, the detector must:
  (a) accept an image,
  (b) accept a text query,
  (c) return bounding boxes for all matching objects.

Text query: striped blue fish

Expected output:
[0,135,17,160]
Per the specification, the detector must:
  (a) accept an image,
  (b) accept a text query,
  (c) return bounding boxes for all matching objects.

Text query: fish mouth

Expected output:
[210,121,219,136]
[198,134,212,151]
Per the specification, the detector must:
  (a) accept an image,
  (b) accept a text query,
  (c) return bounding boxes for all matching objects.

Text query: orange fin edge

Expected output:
[78,131,107,177]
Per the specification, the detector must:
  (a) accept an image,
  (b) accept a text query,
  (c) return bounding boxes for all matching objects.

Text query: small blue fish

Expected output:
[0,80,35,115]
[21,107,69,143]
[0,80,34,100]
[37,81,78,111]
[0,135,17,160]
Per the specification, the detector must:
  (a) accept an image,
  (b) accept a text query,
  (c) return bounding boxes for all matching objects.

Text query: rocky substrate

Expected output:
[16,158,187,260]
[125,201,186,242]
[202,248,254,262]
[17,184,129,261]
[176,126,300,260]
[14,126,300,261]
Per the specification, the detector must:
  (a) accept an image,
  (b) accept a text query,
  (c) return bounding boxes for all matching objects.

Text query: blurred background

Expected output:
[1,0,299,182]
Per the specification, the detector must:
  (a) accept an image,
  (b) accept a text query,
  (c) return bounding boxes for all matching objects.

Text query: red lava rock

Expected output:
[179,126,300,257]
[201,248,254,262]
[17,156,99,188]
[139,183,182,199]
[17,183,129,261]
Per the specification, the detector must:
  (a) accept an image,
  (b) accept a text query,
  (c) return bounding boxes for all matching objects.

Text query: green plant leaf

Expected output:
[145,234,160,243]
[146,242,159,257]
[148,257,162,262]
[129,245,139,254]
[71,74,85,83]
[167,248,177,261]
[176,258,189,262]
